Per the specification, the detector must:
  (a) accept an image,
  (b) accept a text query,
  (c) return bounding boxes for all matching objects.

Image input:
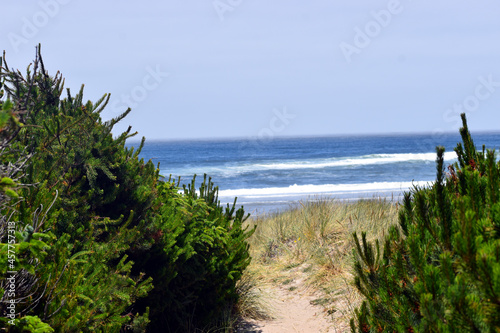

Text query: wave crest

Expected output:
[218,181,434,199]
[163,152,457,176]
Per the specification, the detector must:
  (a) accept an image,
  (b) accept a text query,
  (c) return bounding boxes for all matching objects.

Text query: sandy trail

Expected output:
[238,288,334,332]
[236,270,350,333]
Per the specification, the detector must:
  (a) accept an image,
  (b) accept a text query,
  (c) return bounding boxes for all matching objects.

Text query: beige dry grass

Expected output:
[236,197,399,332]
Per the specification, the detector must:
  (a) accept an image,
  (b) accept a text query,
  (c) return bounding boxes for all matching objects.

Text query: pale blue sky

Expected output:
[2,1,500,140]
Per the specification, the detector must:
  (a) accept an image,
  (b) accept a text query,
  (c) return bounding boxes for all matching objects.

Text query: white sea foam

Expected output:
[244,152,457,171]
[165,152,457,176]
[218,181,434,199]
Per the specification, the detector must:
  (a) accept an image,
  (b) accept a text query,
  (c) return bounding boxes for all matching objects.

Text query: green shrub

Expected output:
[0,49,56,332]
[351,114,500,332]
[131,175,255,332]
[1,46,154,332]
[1,46,254,332]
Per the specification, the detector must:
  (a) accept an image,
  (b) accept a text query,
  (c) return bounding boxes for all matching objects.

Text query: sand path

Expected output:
[236,268,349,333]
[238,288,334,332]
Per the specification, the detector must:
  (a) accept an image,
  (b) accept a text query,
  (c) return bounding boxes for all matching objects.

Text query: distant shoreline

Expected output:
[231,190,406,217]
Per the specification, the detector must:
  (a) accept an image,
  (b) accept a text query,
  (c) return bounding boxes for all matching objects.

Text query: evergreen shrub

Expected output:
[131,175,255,332]
[351,114,500,332]
[0,46,254,332]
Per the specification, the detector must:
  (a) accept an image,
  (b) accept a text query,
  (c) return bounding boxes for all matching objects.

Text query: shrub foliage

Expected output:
[132,176,254,332]
[0,46,253,332]
[351,114,500,332]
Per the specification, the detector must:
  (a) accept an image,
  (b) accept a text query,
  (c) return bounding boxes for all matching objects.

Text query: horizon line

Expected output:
[124,129,500,144]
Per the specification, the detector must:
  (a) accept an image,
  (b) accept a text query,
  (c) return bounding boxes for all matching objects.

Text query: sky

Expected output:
[1,1,500,140]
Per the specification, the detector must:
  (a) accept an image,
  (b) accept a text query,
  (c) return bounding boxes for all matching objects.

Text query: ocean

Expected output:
[130,132,500,215]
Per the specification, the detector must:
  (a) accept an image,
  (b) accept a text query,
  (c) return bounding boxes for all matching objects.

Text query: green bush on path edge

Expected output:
[0,46,254,333]
[351,113,500,333]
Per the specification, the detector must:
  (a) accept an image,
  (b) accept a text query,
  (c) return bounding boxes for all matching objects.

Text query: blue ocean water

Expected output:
[130,132,500,215]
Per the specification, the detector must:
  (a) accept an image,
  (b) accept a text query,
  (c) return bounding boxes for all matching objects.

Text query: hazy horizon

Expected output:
[126,128,500,144]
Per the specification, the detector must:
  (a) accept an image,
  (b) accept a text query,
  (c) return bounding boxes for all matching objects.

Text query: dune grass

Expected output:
[236,197,400,330]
